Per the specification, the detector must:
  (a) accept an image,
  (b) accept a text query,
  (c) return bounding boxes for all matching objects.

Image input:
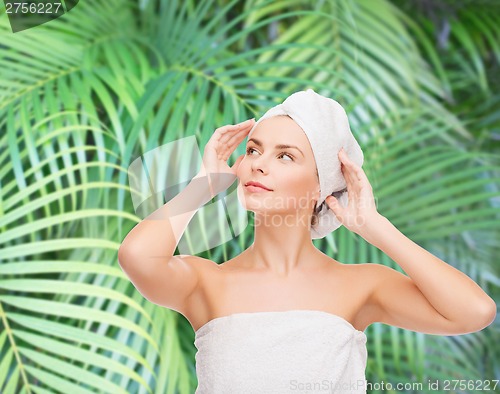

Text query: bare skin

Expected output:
[180,115,378,333]
[119,115,496,338]
[182,253,377,333]
[179,115,495,336]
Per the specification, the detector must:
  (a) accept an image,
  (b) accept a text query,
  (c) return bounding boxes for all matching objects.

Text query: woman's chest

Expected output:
[184,261,369,332]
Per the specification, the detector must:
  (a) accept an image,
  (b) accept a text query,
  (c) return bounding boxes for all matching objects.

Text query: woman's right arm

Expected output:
[117,171,215,312]
[117,118,255,313]
[118,171,213,263]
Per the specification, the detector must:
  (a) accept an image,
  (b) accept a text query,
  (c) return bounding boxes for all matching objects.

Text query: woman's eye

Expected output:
[278,152,294,161]
[246,147,294,162]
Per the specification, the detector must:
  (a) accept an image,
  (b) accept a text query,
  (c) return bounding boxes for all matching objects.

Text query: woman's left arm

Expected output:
[326,148,496,334]
[362,213,496,333]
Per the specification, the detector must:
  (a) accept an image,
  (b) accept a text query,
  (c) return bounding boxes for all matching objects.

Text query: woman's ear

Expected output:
[314,182,321,201]
[313,169,321,200]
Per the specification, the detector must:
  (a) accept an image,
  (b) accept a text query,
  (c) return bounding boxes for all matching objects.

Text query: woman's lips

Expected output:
[245,184,272,193]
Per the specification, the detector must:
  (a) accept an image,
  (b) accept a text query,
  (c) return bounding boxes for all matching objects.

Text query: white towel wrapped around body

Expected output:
[194,310,368,393]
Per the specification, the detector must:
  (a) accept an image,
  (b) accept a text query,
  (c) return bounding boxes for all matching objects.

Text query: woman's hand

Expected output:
[198,118,255,198]
[325,148,381,237]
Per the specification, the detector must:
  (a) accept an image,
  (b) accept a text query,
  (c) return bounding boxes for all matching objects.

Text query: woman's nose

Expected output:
[251,154,268,173]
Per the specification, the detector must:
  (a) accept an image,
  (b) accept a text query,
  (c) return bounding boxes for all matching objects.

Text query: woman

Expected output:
[118,90,496,394]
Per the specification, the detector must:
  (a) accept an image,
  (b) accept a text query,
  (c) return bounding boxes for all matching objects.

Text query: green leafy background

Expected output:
[0,0,498,393]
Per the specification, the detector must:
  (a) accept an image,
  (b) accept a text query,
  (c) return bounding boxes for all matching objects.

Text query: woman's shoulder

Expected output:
[172,254,221,279]
[331,260,380,283]
[216,249,255,271]
[314,250,372,272]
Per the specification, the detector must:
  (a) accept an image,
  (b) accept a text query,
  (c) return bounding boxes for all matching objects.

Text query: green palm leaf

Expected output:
[1,0,498,393]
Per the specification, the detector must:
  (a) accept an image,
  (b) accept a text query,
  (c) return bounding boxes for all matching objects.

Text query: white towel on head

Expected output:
[247,88,364,239]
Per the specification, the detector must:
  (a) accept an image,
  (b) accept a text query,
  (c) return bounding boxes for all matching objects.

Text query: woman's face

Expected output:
[236,115,320,222]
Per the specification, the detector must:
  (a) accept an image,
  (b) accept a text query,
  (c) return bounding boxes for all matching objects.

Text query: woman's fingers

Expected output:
[339,149,373,204]
[217,119,254,145]
[219,118,255,135]
[217,127,251,159]
[217,119,255,159]
[226,122,253,145]
[340,160,355,192]
[340,149,368,183]
[211,119,254,148]
[219,128,250,161]
[340,149,363,188]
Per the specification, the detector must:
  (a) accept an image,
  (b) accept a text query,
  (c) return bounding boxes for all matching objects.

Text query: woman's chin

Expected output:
[238,189,275,208]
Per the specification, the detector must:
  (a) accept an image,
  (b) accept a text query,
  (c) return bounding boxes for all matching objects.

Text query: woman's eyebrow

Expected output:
[247,138,304,157]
